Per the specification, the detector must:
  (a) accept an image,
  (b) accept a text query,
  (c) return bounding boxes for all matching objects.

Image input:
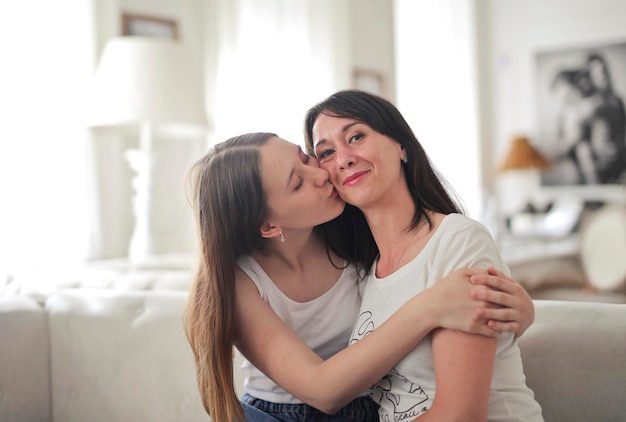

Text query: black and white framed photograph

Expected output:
[535,42,626,187]
[121,13,178,40]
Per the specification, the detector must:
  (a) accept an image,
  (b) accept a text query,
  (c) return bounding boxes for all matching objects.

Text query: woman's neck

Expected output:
[360,193,434,278]
[362,189,417,246]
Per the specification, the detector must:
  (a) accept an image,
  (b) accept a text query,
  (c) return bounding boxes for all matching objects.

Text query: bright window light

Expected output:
[0,1,93,267]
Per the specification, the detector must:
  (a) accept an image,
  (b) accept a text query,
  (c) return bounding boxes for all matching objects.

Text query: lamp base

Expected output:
[125,148,155,263]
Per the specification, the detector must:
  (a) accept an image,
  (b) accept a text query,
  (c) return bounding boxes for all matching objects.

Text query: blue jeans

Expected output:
[241,393,379,421]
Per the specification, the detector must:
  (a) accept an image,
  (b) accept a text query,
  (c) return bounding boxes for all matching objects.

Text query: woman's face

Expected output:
[310,113,405,209]
[589,59,609,91]
[259,136,345,230]
[554,79,582,105]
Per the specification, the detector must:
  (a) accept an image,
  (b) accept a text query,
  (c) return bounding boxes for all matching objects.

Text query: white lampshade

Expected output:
[88,36,207,130]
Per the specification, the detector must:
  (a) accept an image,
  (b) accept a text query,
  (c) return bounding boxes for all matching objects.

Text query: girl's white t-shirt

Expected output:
[237,254,363,404]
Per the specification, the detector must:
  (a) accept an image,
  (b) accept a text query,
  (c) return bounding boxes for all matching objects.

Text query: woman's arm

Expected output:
[234,267,493,414]
[414,223,526,421]
[415,328,496,422]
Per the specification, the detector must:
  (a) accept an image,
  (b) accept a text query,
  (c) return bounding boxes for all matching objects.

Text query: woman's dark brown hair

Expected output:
[305,90,464,272]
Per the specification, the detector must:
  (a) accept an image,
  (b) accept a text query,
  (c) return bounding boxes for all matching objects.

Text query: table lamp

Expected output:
[496,135,551,216]
[88,37,207,261]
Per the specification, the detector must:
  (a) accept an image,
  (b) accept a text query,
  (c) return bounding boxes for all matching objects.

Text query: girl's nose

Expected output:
[311,166,330,187]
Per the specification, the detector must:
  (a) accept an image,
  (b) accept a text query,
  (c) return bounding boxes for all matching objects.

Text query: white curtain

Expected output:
[394,0,483,219]
[207,0,350,147]
[0,1,94,267]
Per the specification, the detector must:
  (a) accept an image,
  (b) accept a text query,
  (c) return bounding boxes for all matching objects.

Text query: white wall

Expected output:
[477,0,626,204]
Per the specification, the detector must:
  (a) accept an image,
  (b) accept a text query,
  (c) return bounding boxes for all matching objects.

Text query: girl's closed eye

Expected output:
[304,154,320,167]
[294,176,303,190]
[300,149,319,167]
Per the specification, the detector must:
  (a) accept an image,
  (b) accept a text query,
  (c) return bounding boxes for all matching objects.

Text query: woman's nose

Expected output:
[336,149,356,170]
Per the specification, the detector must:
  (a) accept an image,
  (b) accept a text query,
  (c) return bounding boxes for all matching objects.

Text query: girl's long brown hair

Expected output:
[184,133,275,422]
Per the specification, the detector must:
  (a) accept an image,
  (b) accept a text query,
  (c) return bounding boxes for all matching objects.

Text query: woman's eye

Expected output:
[317,149,333,160]
[349,133,364,143]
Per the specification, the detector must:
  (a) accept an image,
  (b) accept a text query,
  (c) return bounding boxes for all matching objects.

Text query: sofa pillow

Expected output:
[579,205,626,292]
[509,255,588,292]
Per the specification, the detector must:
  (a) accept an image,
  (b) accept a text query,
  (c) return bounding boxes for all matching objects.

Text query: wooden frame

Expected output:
[353,69,384,97]
[121,13,179,40]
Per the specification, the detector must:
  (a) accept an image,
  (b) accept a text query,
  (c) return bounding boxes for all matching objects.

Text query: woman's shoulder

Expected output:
[439,214,494,239]
[440,213,479,228]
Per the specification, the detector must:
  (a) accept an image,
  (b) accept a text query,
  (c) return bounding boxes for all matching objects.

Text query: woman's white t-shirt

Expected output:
[349,214,544,421]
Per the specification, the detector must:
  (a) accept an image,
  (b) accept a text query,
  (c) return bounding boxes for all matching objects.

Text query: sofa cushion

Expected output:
[519,300,626,422]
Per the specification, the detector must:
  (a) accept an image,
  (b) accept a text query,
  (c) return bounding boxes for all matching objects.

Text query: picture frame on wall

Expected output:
[534,41,626,189]
[121,13,178,40]
[353,69,384,97]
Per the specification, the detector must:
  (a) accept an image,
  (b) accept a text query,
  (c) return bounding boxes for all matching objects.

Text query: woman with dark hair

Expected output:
[185,132,535,422]
[586,53,626,183]
[305,90,544,421]
[549,68,598,184]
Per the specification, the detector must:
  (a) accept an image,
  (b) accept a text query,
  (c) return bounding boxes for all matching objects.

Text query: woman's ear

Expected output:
[400,146,408,163]
[259,221,281,240]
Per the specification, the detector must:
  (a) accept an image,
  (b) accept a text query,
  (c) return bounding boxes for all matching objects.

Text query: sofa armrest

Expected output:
[519,300,626,422]
[45,289,206,422]
[0,295,51,422]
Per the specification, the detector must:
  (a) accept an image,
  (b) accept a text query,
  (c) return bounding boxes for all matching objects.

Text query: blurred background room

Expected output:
[1,0,625,300]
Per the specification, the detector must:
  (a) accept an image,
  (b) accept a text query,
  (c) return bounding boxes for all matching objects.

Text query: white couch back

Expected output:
[2,291,626,422]
[519,300,626,422]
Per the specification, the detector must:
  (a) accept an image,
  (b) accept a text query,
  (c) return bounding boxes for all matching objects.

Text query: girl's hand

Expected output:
[469,267,535,337]
[430,268,501,338]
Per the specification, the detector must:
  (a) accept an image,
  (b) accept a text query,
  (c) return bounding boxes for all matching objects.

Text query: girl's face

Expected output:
[259,136,345,231]
[311,114,406,209]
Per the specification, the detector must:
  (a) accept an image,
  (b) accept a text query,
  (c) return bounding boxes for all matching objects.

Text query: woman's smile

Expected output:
[341,170,370,187]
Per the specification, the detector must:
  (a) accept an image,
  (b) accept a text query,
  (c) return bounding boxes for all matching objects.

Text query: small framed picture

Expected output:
[121,13,179,40]
[353,69,384,97]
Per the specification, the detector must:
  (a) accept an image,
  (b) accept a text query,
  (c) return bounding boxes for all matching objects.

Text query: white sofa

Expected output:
[1,273,626,422]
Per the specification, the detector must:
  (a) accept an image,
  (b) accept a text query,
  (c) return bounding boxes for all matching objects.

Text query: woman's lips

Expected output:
[342,171,368,186]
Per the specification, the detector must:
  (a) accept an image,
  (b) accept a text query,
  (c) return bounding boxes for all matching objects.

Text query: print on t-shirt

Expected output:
[351,310,430,421]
